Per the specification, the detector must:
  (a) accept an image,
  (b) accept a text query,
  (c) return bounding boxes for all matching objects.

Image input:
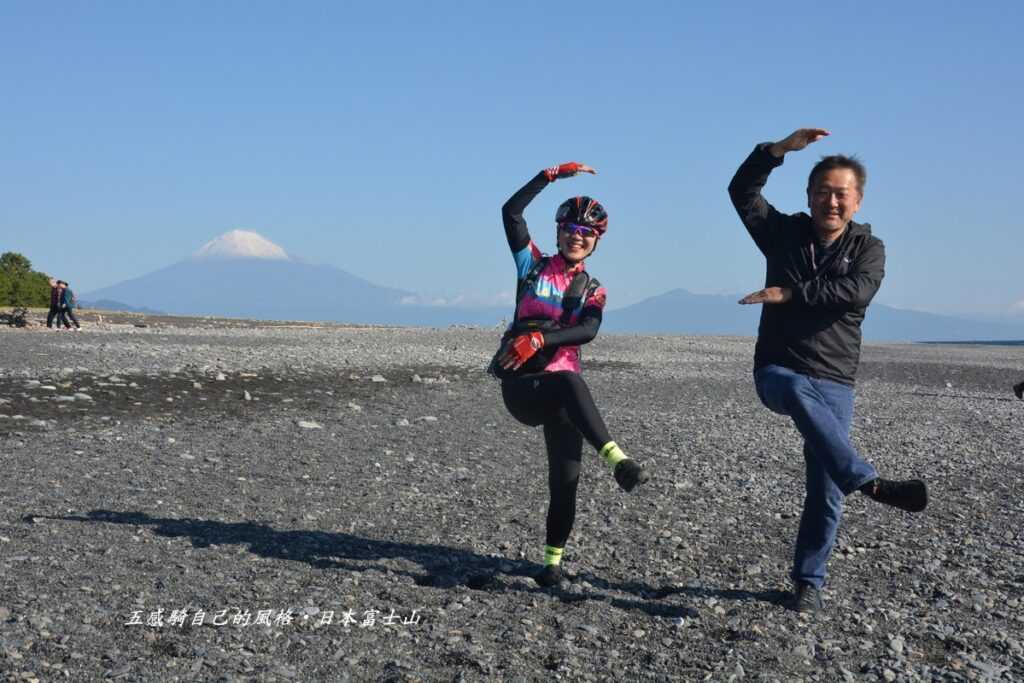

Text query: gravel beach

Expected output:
[1,313,1022,682]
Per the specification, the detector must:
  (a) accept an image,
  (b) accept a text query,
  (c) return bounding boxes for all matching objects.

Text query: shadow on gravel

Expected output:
[574,572,790,611]
[48,510,522,581]
[39,510,749,618]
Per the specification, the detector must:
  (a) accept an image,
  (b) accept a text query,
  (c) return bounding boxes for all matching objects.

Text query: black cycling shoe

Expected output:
[614,459,649,492]
[1014,381,1024,400]
[861,478,928,513]
[791,583,824,613]
[534,564,563,588]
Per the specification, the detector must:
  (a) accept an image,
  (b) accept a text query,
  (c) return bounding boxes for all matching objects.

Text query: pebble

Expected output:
[298,420,323,429]
[371,375,387,383]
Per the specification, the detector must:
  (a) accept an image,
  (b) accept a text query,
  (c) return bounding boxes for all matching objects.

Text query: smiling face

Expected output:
[807,168,862,240]
[556,224,599,264]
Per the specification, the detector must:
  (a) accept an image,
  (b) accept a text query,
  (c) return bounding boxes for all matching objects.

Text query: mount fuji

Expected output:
[83,231,506,326]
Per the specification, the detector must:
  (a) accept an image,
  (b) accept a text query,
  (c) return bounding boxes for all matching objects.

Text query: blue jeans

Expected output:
[754,364,878,588]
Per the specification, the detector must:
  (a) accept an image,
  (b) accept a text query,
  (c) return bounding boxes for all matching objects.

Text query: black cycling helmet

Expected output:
[555,196,608,235]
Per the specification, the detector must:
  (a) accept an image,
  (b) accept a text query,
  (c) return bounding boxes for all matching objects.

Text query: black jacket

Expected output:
[728,143,884,386]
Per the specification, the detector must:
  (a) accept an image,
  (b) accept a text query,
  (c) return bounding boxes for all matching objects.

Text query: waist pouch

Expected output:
[487,318,562,380]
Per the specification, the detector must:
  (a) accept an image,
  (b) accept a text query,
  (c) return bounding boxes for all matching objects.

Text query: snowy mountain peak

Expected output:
[193,230,290,261]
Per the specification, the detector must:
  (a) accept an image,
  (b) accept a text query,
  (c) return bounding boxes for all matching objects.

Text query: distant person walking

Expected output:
[492,161,648,587]
[57,281,81,331]
[729,128,928,613]
[46,278,61,329]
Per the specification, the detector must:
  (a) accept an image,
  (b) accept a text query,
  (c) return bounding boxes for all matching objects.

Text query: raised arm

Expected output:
[729,128,830,256]
[501,162,597,254]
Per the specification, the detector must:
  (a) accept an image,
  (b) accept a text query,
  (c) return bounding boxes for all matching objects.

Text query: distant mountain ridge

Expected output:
[602,288,1024,342]
[84,231,1024,340]
[80,299,166,315]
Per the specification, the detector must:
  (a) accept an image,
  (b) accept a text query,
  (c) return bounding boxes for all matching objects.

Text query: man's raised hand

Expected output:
[544,162,597,182]
[769,129,830,158]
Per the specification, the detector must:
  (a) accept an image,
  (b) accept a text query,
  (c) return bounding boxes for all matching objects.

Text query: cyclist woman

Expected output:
[495,161,648,587]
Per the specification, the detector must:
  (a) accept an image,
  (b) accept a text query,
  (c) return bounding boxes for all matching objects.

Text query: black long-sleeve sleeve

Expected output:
[728,143,788,257]
[501,172,550,253]
[541,308,602,347]
[793,240,885,311]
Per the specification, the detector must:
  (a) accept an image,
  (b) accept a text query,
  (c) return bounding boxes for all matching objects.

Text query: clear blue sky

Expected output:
[2,1,1021,316]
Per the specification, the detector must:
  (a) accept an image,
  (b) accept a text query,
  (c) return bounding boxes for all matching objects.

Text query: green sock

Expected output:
[599,441,627,469]
[544,545,564,567]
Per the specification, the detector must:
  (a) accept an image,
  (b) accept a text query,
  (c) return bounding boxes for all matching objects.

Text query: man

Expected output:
[728,128,928,613]
[46,278,61,329]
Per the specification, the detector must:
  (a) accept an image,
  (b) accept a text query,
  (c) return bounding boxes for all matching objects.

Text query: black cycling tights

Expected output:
[501,371,613,548]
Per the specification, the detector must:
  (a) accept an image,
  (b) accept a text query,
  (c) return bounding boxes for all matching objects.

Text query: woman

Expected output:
[496,161,648,587]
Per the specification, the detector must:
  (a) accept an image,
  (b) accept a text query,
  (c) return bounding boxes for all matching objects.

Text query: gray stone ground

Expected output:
[1,312,1022,682]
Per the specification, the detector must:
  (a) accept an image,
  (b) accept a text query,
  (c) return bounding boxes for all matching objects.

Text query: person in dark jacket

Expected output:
[729,127,928,613]
[46,278,62,329]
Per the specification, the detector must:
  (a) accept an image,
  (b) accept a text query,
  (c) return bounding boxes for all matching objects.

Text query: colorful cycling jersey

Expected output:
[502,171,608,374]
[512,243,607,373]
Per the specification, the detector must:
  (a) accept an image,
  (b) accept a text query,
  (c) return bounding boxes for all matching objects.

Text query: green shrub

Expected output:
[0,252,53,308]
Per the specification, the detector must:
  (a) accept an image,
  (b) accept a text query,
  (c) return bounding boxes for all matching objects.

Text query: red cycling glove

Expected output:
[543,162,583,182]
[501,332,545,369]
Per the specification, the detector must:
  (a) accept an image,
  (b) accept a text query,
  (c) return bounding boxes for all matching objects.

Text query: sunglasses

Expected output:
[557,223,599,239]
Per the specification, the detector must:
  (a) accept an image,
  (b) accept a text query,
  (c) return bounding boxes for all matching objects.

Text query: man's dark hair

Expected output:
[807,155,867,195]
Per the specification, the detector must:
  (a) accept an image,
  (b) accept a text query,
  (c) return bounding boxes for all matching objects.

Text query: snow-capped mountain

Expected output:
[192,230,291,261]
